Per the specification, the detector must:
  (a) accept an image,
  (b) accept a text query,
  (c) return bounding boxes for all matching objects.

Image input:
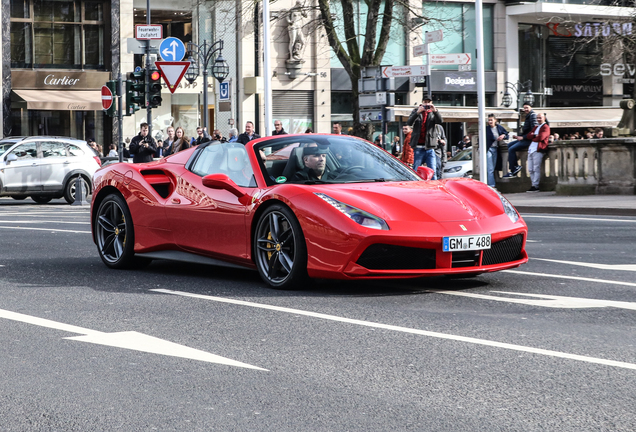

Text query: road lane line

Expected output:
[503,270,636,287]
[0,220,90,225]
[151,288,636,371]
[0,226,90,234]
[532,258,636,271]
[523,215,636,223]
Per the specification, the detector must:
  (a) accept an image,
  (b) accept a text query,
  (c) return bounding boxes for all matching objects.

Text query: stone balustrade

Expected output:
[472,138,636,194]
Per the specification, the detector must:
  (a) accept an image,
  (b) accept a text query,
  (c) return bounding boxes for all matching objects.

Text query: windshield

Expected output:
[255,135,421,185]
[450,148,472,161]
[0,140,19,157]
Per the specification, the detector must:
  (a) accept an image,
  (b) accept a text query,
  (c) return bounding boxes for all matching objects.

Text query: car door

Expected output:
[2,142,41,192]
[39,140,69,192]
[165,143,257,260]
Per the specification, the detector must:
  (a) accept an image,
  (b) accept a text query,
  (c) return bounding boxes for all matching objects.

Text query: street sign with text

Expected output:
[429,53,472,65]
[425,30,443,44]
[135,25,163,40]
[382,65,430,78]
[413,44,429,57]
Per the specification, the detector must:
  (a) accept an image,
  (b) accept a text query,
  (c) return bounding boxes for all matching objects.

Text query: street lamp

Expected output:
[185,40,230,131]
[501,80,533,133]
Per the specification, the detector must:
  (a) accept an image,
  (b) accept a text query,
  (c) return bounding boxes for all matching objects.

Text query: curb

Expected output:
[515,206,636,217]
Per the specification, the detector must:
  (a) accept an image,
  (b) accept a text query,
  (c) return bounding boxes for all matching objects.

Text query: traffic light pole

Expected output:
[117,74,124,163]
[146,0,152,135]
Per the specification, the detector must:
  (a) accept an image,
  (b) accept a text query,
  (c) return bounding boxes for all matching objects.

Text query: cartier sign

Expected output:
[11,70,110,90]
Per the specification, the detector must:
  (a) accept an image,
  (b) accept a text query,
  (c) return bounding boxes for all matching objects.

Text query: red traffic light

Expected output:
[150,70,161,81]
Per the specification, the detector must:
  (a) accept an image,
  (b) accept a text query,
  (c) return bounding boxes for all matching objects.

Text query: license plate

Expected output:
[443,234,491,252]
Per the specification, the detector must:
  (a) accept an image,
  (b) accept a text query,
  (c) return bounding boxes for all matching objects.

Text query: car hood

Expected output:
[306,179,505,223]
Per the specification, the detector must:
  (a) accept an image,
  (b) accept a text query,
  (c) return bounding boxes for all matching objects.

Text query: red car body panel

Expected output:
[91,135,528,280]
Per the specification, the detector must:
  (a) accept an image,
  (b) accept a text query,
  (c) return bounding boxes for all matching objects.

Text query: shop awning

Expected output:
[391,106,519,123]
[12,89,103,111]
[541,107,623,128]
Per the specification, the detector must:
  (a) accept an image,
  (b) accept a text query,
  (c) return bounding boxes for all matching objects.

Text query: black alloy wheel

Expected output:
[31,196,52,204]
[95,194,138,269]
[64,176,90,204]
[254,204,308,289]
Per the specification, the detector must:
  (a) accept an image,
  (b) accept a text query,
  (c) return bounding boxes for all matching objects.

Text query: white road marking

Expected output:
[503,269,636,287]
[523,215,636,223]
[0,220,90,225]
[533,258,636,271]
[430,290,636,310]
[0,308,266,370]
[152,289,636,371]
[0,226,90,234]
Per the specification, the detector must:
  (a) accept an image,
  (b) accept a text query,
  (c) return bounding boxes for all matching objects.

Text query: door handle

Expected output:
[171,198,181,204]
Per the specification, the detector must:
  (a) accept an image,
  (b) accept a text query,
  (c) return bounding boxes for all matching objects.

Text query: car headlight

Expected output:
[495,190,519,223]
[315,193,389,230]
[444,166,462,173]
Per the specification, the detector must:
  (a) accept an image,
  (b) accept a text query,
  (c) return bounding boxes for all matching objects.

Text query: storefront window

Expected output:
[10,0,108,69]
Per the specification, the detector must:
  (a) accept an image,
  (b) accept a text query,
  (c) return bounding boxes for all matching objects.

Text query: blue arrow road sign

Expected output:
[160,37,186,62]
[219,82,230,101]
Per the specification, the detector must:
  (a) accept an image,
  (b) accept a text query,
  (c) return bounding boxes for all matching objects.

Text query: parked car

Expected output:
[443,147,472,179]
[91,135,527,290]
[0,136,101,204]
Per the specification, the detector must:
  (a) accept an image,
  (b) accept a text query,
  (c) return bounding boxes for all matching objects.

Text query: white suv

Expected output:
[0,136,102,204]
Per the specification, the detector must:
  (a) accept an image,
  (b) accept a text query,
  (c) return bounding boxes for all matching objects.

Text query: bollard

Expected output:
[71,174,89,206]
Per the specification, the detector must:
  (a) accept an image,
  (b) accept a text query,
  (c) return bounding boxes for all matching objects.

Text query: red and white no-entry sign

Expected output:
[101,85,113,110]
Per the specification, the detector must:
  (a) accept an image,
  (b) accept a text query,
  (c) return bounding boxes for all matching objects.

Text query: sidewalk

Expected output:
[504,191,636,216]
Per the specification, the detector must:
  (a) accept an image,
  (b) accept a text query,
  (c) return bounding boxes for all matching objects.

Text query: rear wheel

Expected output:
[64,176,90,204]
[11,195,27,200]
[253,204,308,290]
[31,196,52,204]
[95,194,143,269]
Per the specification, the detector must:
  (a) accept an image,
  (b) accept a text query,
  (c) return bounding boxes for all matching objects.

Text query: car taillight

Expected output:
[94,156,102,167]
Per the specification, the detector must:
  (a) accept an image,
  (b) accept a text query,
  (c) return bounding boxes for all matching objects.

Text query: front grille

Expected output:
[452,251,480,268]
[357,244,436,270]
[482,234,524,266]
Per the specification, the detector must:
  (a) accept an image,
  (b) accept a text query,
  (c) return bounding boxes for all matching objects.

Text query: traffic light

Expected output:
[148,70,162,109]
[104,80,117,117]
[125,70,145,116]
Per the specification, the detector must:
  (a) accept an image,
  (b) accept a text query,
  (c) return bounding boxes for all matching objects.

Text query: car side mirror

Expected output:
[5,154,17,163]
[416,166,435,181]
[202,173,248,200]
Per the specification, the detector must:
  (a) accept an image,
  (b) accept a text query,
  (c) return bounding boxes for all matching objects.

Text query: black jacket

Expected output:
[520,111,538,136]
[237,132,261,145]
[407,108,444,149]
[129,134,157,163]
[272,129,288,136]
[193,130,211,146]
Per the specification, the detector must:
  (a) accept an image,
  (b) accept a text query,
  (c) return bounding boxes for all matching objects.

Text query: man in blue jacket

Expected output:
[503,102,537,177]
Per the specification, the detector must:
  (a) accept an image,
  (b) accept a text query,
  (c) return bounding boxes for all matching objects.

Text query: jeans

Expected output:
[527,151,544,188]
[507,139,531,171]
[413,147,438,180]
[486,146,498,187]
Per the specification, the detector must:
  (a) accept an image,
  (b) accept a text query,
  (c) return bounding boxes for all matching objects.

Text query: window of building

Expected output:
[10,0,108,69]
[422,3,494,71]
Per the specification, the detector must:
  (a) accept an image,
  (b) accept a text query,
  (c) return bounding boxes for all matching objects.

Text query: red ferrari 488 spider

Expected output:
[91,134,527,289]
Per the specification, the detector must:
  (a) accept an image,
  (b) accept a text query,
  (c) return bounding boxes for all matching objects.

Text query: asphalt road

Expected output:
[0,198,635,431]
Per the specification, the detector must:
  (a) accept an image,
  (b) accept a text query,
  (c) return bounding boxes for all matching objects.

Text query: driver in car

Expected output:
[290,145,334,182]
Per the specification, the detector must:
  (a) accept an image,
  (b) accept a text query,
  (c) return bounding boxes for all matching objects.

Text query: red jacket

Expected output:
[525,123,551,152]
[401,132,414,165]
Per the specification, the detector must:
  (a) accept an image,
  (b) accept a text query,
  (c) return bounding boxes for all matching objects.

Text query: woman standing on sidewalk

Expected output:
[485,114,508,188]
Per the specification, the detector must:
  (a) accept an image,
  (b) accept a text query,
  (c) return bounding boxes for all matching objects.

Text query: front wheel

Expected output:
[64,176,90,204]
[31,196,52,204]
[253,204,308,289]
[95,194,139,269]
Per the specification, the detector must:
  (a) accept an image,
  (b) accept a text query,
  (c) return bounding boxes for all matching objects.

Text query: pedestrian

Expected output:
[129,122,158,163]
[213,129,227,142]
[272,120,287,135]
[163,126,176,156]
[332,122,343,135]
[87,139,102,156]
[594,128,604,139]
[400,125,414,168]
[374,135,383,148]
[456,135,471,152]
[108,143,118,157]
[392,136,401,157]
[305,128,313,133]
[237,121,261,145]
[503,102,537,178]
[434,124,447,180]
[485,114,509,188]
[406,95,444,179]
[525,112,550,192]
[228,128,239,142]
[553,133,560,141]
[192,126,211,146]
[171,127,191,153]
[154,139,166,158]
